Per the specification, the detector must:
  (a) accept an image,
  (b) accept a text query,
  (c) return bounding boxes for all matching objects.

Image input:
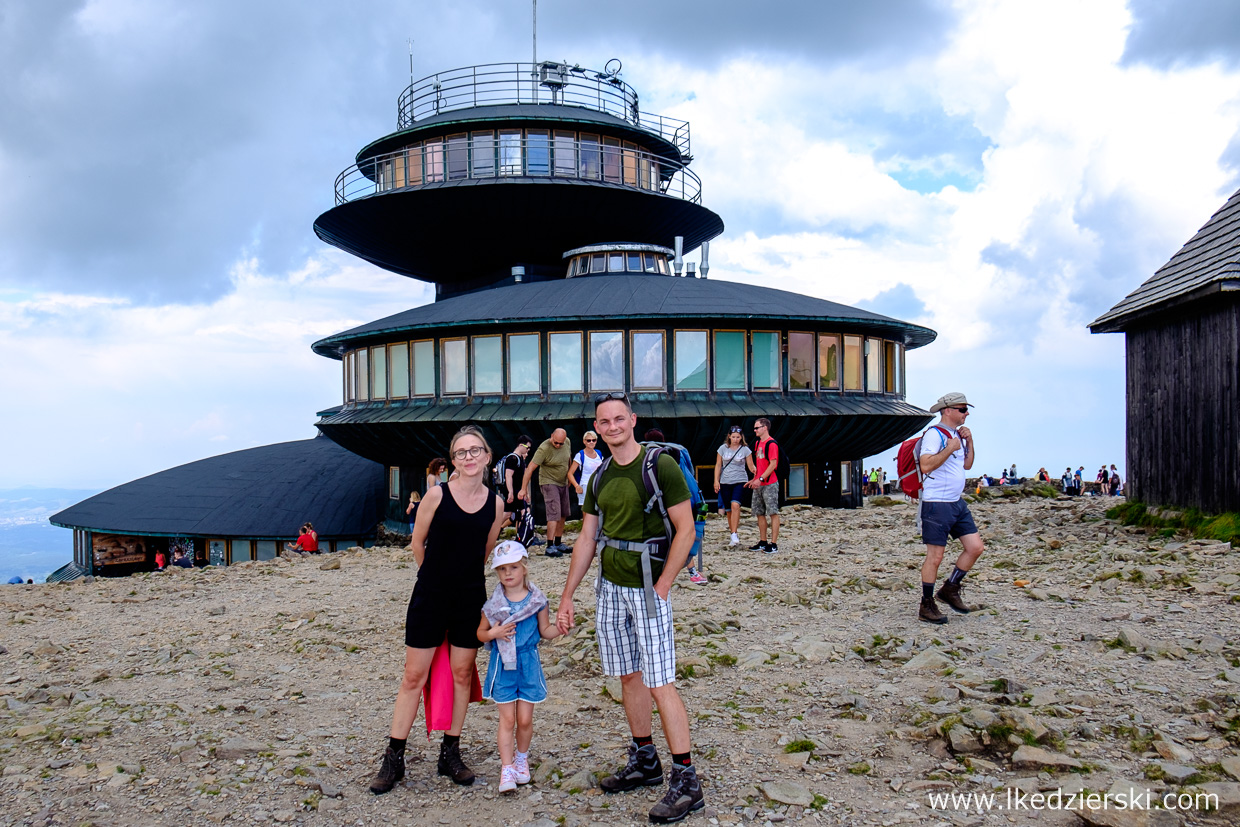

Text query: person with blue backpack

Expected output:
[556,393,705,823]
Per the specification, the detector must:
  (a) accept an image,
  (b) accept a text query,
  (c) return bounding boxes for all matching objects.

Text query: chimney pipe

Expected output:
[686,262,696,278]
[673,236,683,276]
[700,242,710,279]
[512,265,525,283]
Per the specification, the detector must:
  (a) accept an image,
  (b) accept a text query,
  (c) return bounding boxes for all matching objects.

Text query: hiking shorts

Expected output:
[595,577,676,688]
[920,499,979,547]
[752,483,780,516]
[541,483,571,523]
[719,482,746,506]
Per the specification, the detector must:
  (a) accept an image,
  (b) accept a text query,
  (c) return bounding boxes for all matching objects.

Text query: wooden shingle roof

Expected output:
[1091,187,1240,333]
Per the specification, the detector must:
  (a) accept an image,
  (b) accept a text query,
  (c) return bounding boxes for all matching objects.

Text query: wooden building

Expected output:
[1090,187,1240,513]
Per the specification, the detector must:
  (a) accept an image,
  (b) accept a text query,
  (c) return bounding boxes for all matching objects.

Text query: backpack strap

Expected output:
[593,445,671,616]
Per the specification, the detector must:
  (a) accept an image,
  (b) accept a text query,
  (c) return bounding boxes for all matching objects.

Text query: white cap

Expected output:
[490,540,528,568]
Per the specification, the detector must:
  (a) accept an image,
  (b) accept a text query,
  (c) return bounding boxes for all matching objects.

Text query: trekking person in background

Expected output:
[519,429,573,557]
[745,418,781,554]
[713,426,754,548]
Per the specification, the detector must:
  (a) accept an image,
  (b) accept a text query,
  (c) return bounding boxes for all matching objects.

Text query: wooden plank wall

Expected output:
[1125,298,1239,513]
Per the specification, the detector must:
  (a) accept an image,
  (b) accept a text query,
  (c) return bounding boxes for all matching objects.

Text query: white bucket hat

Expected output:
[490,540,528,568]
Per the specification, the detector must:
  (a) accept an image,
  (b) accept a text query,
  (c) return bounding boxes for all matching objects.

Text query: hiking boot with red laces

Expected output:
[937,581,979,613]
[919,596,948,624]
[368,746,405,794]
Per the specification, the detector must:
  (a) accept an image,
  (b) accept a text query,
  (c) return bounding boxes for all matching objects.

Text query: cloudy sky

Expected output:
[3,0,1239,492]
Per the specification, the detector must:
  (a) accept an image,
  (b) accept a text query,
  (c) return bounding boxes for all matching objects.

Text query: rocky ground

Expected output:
[2,490,1240,827]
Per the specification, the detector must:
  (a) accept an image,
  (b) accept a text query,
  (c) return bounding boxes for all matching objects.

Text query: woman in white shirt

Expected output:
[569,431,605,506]
[714,426,756,547]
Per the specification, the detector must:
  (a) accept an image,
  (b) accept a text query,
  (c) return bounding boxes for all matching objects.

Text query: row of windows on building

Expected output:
[342,329,905,403]
[370,128,674,194]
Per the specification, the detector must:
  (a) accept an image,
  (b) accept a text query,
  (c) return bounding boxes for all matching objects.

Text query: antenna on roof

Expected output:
[532,0,538,103]
[408,38,414,89]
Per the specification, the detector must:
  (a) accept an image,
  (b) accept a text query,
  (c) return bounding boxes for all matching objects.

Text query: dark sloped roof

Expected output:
[312,274,937,357]
[49,437,386,539]
[1092,187,1240,332]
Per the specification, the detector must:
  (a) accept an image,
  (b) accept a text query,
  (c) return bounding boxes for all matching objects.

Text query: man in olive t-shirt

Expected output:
[519,428,572,555]
[557,395,703,823]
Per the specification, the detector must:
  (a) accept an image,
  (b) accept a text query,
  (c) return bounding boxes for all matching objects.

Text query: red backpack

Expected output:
[895,426,955,499]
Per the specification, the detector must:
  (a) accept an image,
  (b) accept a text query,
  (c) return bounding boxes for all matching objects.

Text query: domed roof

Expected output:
[49,437,385,539]
[312,273,936,357]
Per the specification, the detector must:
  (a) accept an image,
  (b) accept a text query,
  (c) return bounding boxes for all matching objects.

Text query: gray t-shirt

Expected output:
[717,444,752,485]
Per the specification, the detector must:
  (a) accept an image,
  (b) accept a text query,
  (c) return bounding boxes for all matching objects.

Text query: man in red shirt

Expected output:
[744,418,781,554]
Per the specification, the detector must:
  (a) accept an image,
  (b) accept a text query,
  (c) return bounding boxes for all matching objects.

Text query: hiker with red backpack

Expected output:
[897,392,986,624]
[745,418,782,554]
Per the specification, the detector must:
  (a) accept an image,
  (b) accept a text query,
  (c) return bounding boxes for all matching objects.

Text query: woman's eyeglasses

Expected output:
[451,445,487,460]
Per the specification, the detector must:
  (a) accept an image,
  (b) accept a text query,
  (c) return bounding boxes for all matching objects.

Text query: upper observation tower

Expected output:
[313,61,724,299]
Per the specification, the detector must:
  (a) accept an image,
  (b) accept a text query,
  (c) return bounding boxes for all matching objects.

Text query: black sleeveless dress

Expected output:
[405,483,499,649]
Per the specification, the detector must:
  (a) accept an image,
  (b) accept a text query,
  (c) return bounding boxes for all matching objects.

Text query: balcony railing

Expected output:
[333,133,702,206]
[396,62,690,157]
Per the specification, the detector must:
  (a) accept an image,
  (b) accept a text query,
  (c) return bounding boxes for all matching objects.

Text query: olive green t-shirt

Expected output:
[584,446,690,587]
[530,438,572,486]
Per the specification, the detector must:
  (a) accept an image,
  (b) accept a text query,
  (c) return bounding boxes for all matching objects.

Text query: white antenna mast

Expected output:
[408,38,414,89]
[532,0,538,103]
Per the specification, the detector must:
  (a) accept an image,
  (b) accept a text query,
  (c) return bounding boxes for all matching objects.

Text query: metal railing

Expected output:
[396,62,690,157]
[333,133,702,206]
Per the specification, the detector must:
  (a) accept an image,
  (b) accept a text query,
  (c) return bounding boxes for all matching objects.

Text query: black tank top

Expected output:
[415,483,498,597]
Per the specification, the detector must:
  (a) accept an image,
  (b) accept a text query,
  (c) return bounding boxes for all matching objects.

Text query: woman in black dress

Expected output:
[370,425,505,794]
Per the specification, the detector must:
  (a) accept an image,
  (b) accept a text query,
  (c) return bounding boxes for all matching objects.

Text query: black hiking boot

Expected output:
[937,581,979,613]
[648,763,705,823]
[437,739,475,786]
[919,596,948,625]
[600,742,663,793]
[368,746,405,794]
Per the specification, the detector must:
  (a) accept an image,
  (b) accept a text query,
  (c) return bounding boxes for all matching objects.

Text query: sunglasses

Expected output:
[551,440,565,448]
[952,407,970,414]
[584,438,597,442]
[729,427,743,433]
[593,391,628,404]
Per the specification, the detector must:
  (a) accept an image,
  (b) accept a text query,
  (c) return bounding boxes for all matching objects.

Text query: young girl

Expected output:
[477,540,563,793]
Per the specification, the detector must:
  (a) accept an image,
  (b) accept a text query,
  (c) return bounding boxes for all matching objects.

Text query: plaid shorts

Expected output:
[595,577,676,688]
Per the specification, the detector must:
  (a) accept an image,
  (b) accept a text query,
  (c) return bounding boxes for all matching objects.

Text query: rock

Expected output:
[206,605,226,616]
[319,558,341,571]
[776,751,810,768]
[1000,709,1049,742]
[1153,739,1194,764]
[1118,627,1154,652]
[902,650,951,671]
[947,727,981,754]
[1198,634,1225,653]
[760,780,814,807]
[791,640,836,662]
[559,768,594,792]
[273,811,297,823]
[1223,668,1240,683]
[1010,745,1082,770]
[1221,755,1240,781]
[602,678,623,702]
[1152,762,1197,784]
[736,650,771,670]
[214,738,266,760]
[1028,687,1058,706]
[959,708,996,730]
[1186,782,1240,814]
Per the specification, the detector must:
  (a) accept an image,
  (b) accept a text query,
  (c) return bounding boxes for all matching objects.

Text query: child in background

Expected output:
[687,499,708,584]
[478,541,563,793]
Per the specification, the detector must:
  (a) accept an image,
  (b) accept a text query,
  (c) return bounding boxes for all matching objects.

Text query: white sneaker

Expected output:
[499,763,518,793]
[514,752,531,784]
[729,533,739,546]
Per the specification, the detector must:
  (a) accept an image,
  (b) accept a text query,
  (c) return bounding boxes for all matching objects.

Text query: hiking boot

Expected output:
[437,739,475,786]
[528,536,546,547]
[748,541,768,551]
[514,752,531,784]
[919,596,948,625]
[545,546,563,558]
[368,746,405,795]
[600,742,663,793]
[937,581,979,613]
[763,543,779,554]
[648,763,705,823]
[498,763,518,793]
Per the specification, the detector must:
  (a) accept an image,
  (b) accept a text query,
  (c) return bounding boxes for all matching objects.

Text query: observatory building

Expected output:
[310,61,937,529]
[49,59,937,578]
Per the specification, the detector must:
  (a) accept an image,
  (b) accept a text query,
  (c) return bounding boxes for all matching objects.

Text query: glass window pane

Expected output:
[818,334,840,389]
[602,137,621,182]
[389,467,400,499]
[608,253,623,272]
[865,338,882,393]
[590,254,605,273]
[255,541,277,561]
[631,332,664,390]
[407,144,423,185]
[788,332,814,390]
[884,342,896,392]
[424,139,444,182]
[714,331,746,390]
[472,336,502,394]
[643,254,658,274]
[553,131,575,176]
[412,340,434,395]
[674,331,708,390]
[656,257,669,275]
[446,134,468,180]
[527,131,549,175]
[344,352,354,402]
[210,539,226,565]
[752,331,781,390]
[589,331,624,391]
[549,332,582,392]
[231,540,252,563]
[371,346,387,399]
[788,465,807,499]
[626,253,641,272]
[622,142,638,185]
[471,131,495,177]
[508,334,540,393]
[390,343,409,398]
[499,131,522,175]
[357,348,369,401]
[840,460,852,493]
[579,134,600,179]
[843,335,862,391]
[392,151,406,188]
[442,339,467,394]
